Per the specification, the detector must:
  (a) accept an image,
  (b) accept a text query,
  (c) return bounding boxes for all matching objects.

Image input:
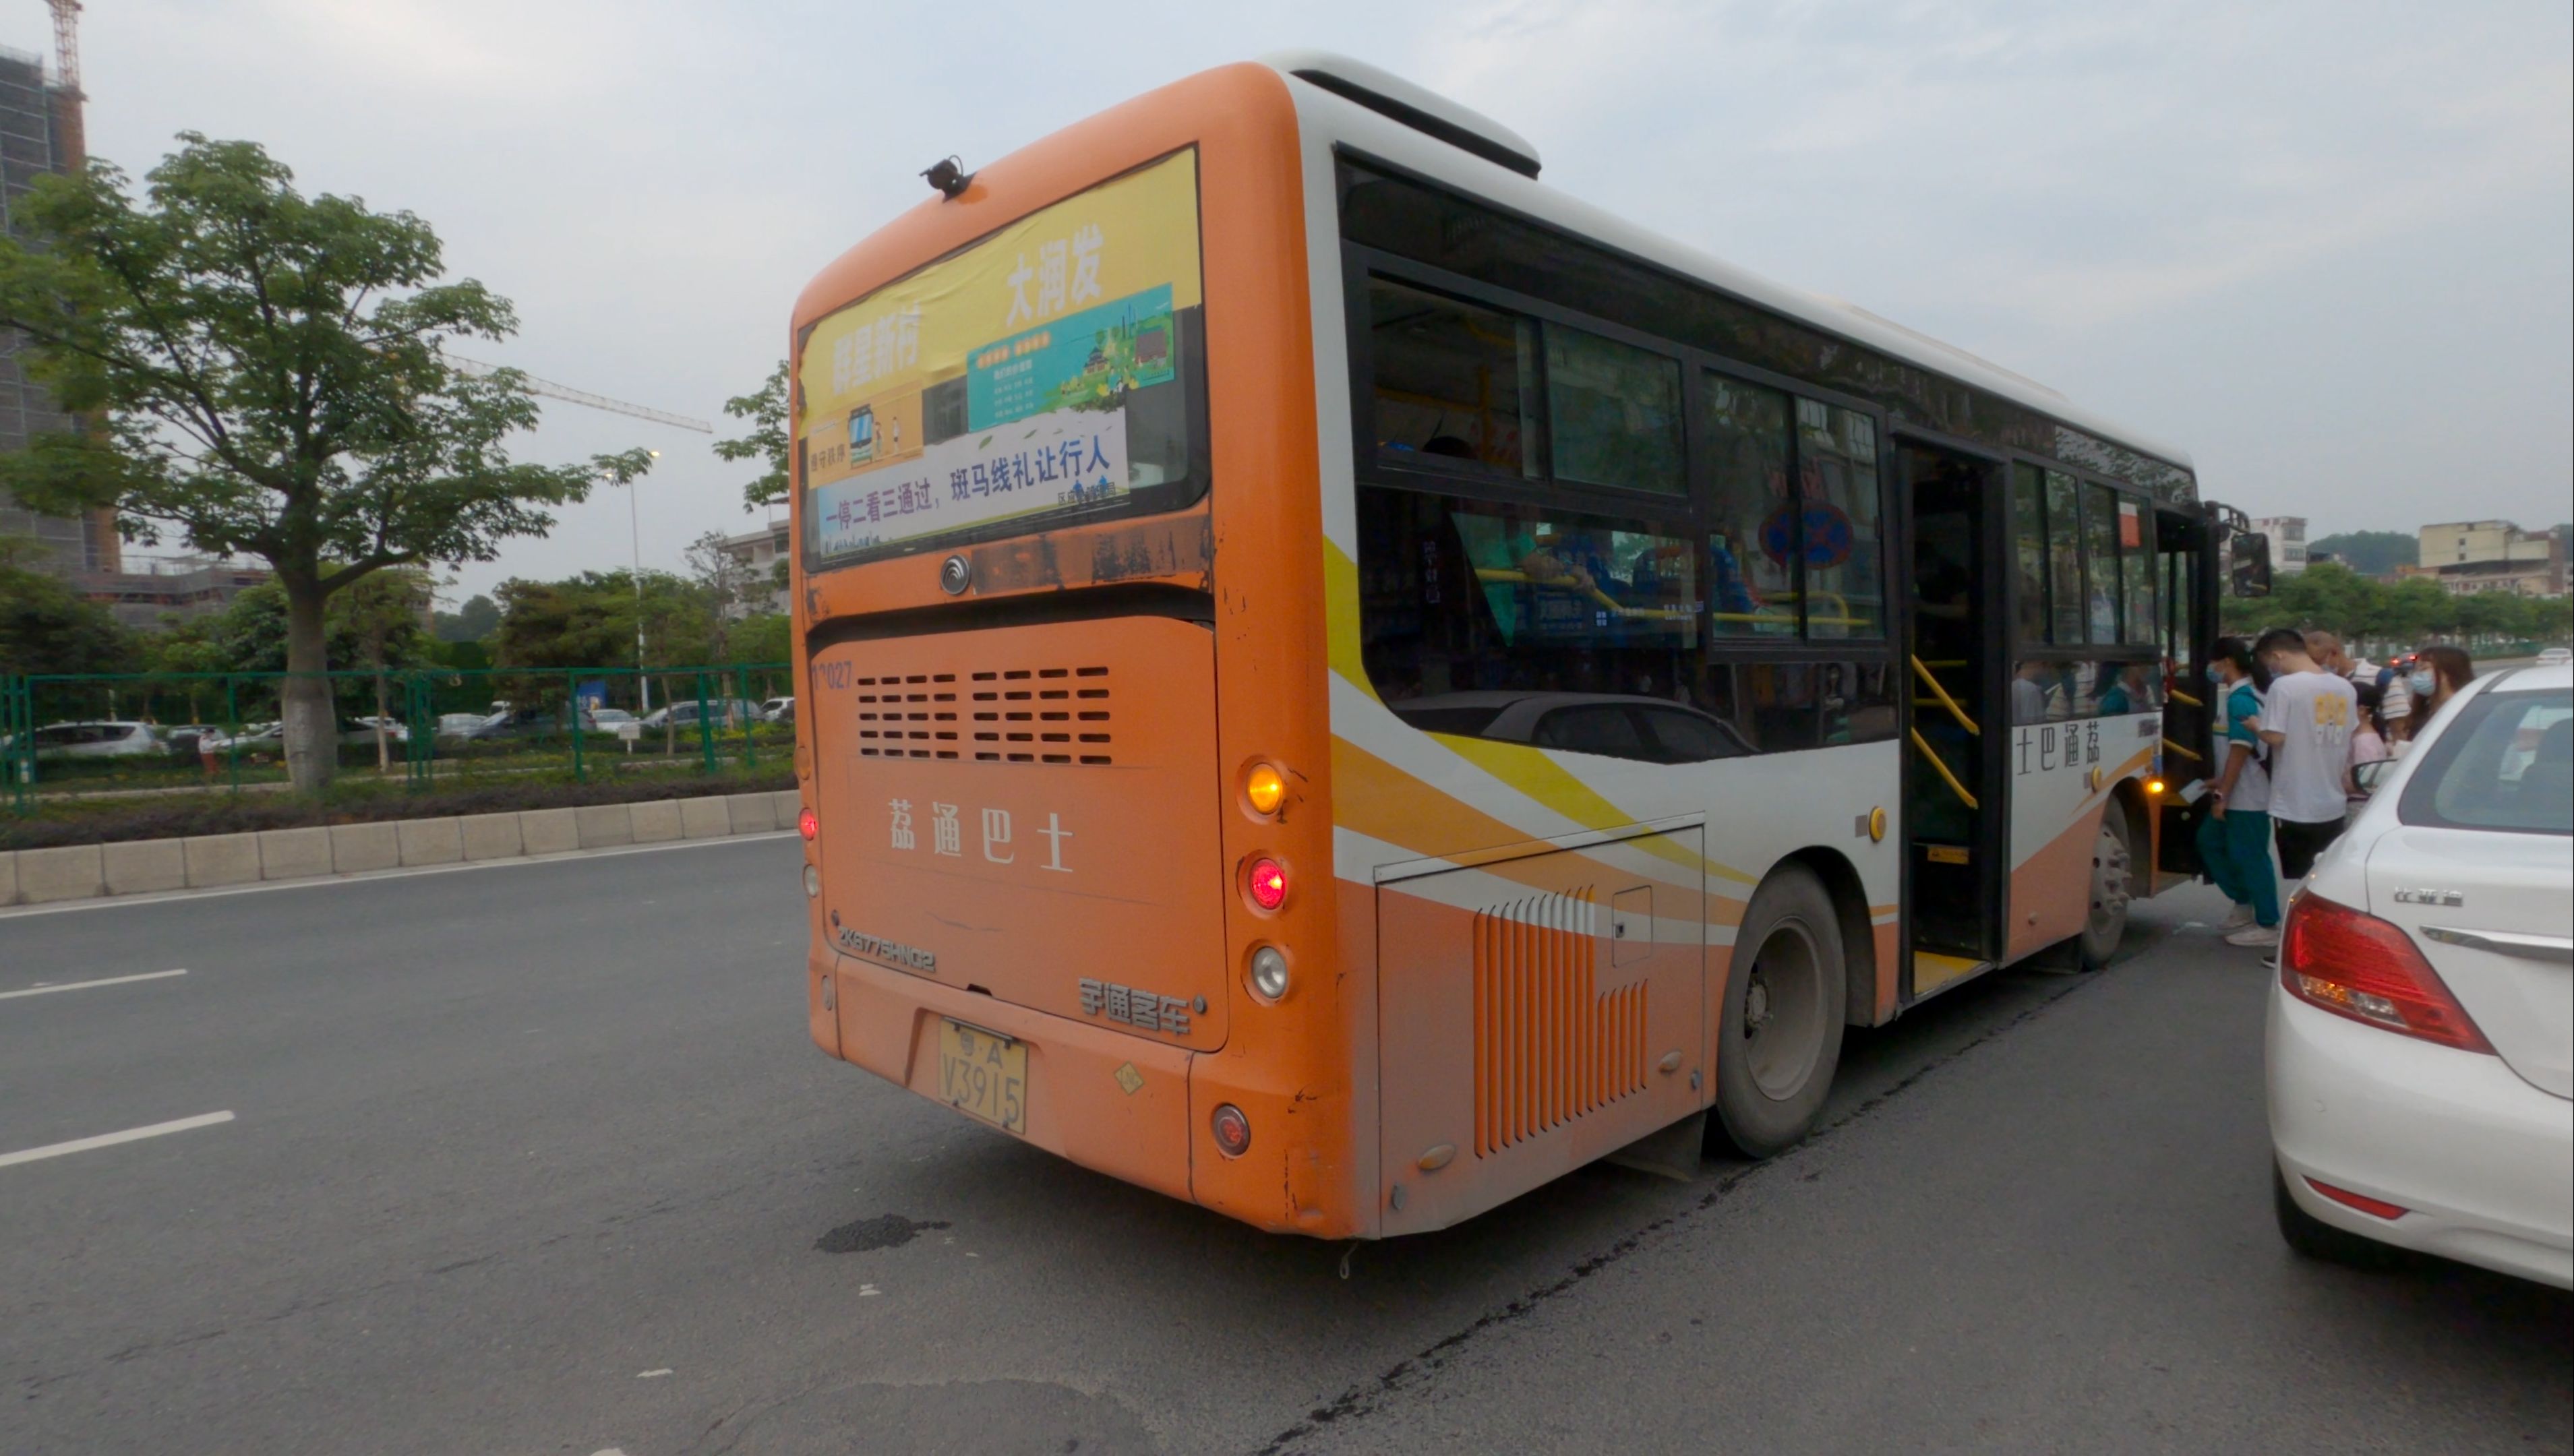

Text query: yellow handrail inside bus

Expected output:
[1470,569,1871,628]
[1909,655,1979,737]
[2161,737,2204,763]
[2167,688,2204,708]
[1909,728,1979,810]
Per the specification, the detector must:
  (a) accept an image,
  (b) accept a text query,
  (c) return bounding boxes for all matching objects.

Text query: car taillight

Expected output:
[798,807,818,841]
[2280,894,2492,1052]
[1247,857,1287,911]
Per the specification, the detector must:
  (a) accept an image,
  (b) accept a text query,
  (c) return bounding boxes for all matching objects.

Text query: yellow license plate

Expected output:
[937,1019,1028,1134]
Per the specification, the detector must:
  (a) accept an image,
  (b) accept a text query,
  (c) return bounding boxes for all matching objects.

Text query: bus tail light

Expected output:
[1247,857,1288,911]
[798,807,818,841]
[803,864,820,899]
[1211,1103,1251,1157]
[2281,894,2492,1053]
[1249,945,1290,1001]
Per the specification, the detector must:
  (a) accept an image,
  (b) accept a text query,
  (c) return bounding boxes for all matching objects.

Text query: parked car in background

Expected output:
[761,697,794,723]
[2538,646,2572,667]
[433,712,492,739]
[2268,661,2573,1288]
[7,721,167,759]
[159,725,222,758]
[639,700,762,732]
[583,708,639,731]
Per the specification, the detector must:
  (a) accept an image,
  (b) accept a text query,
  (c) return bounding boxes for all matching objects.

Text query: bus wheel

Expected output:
[2076,811,2134,970]
[1714,867,1846,1158]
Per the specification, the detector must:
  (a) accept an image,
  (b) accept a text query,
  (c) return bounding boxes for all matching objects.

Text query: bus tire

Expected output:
[1714,866,1847,1159]
[2076,809,2135,970]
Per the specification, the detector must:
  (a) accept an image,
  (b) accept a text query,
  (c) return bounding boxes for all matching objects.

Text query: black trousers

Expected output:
[2274,815,2347,880]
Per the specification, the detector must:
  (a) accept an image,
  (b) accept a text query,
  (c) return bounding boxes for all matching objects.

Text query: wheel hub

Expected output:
[1744,977,1772,1035]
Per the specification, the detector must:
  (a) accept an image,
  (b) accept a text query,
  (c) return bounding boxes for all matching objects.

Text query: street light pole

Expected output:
[620,451,661,713]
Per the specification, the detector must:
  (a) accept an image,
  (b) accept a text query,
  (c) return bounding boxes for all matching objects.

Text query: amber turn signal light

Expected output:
[1245,763,1286,816]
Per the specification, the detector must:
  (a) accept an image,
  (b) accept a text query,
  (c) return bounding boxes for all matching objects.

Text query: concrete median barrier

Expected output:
[628,799,683,844]
[518,807,578,856]
[183,834,262,888]
[330,822,400,874]
[105,839,187,896]
[680,797,731,839]
[259,827,332,880]
[573,803,634,849]
[460,814,522,861]
[15,845,102,903]
[5,791,789,905]
[396,818,464,866]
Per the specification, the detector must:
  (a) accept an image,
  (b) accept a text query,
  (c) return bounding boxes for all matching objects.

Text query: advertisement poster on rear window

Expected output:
[801,151,1201,561]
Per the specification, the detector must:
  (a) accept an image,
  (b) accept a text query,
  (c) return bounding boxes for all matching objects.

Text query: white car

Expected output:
[2267,661,2573,1287]
[2538,646,2572,667]
[11,721,164,758]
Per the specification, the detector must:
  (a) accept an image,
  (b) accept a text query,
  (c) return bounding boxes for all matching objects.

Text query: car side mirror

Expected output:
[2352,758,2395,799]
[2230,530,2273,598]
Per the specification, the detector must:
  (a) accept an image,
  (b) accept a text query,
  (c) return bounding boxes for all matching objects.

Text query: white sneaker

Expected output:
[2221,903,2256,930]
[2225,925,2280,949]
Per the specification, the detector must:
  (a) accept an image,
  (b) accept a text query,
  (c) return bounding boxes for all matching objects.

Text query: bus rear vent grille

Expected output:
[851,667,1113,764]
[1472,887,1646,1158]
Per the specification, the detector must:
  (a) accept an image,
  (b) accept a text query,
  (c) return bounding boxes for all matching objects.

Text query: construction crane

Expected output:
[443,355,713,433]
[47,0,83,166]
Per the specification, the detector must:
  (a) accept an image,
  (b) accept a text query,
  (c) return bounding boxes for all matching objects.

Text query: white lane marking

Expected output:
[636,1369,672,1378]
[0,830,798,919]
[0,1110,235,1169]
[0,969,189,1001]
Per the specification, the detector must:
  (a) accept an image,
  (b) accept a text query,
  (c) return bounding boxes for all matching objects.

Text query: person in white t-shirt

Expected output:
[2252,627,2360,893]
[2308,630,2408,738]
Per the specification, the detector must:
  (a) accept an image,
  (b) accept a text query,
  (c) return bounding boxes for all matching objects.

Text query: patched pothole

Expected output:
[815,1213,952,1254]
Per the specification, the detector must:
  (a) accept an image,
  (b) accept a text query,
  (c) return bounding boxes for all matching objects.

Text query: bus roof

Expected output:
[1265,53,2196,477]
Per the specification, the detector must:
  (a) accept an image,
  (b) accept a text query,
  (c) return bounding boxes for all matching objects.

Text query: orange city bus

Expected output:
[789,53,2254,1239]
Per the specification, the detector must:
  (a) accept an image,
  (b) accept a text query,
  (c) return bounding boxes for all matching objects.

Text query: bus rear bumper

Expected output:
[817,948,1197,1205]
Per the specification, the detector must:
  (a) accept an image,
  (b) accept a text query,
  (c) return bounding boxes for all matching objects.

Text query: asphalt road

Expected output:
[3,839,2566,1455]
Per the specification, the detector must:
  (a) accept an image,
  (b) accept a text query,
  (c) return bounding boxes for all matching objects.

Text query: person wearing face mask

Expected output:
[2198,637,2279,942]
[2405,644,2475,737]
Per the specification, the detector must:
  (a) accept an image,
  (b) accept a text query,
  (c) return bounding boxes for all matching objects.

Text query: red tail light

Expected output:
[798,807,818,841]
[2305,1177,2408,1221]
[1247,857,1287,911]
[1210,1103,1252,1157]
[2281,894,2492,1053]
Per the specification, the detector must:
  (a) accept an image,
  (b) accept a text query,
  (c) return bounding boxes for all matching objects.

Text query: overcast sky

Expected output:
[34,0,2572,603]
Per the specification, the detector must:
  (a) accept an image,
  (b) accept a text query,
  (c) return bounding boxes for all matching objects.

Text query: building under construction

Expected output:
[0,42,121,584]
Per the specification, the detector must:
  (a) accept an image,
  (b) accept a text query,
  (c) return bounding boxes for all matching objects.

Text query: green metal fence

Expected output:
[2,663,791,816]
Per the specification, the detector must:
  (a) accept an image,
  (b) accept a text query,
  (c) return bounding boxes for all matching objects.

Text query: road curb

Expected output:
[0,788,802,908]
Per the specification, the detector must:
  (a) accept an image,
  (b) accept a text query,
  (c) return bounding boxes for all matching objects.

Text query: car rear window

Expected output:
[2398,686,2573,835]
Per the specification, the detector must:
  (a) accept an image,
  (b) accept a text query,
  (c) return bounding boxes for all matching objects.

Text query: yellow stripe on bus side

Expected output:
[1321,541,1378,703]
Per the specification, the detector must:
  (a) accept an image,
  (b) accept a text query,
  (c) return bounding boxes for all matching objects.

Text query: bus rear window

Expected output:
[800,150,1207,568]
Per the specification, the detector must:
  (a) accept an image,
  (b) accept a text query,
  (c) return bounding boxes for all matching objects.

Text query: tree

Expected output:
[716,360,789,513]
[2306,530,2416,577]
[432,593,500,642]
[0,537,134,675]
[489,568,719,681]
[0,133,652,793]
[684,528,762,619]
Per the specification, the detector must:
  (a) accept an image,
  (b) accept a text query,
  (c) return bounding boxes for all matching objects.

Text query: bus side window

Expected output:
[1365,278,1543,481]
[2045,471,2085,644]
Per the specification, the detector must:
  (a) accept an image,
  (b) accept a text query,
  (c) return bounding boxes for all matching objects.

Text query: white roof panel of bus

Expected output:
[1267,57,2196,475]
